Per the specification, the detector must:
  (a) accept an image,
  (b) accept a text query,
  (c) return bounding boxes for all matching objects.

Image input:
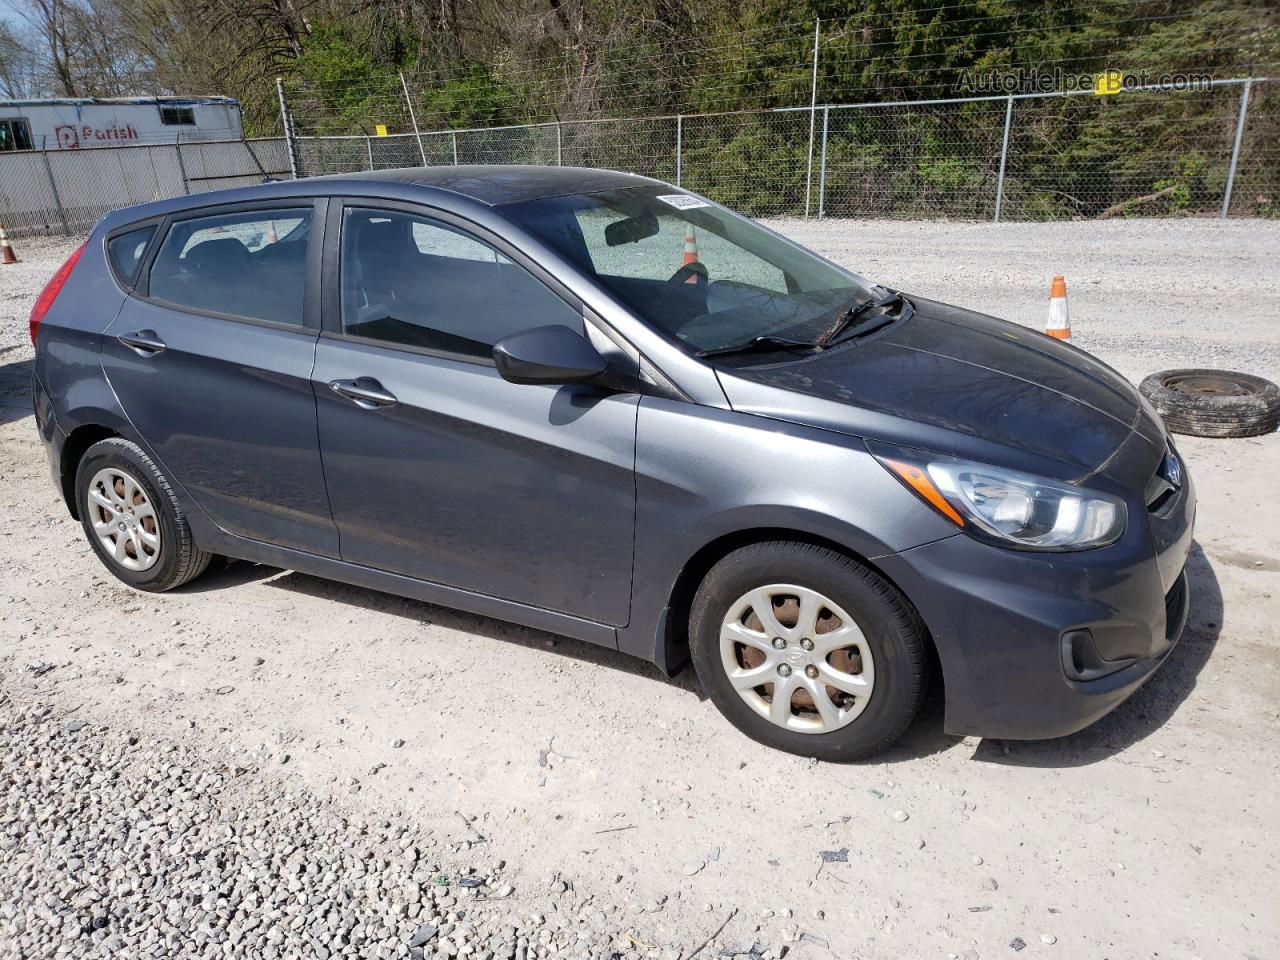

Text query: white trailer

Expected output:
[0,96,243,152]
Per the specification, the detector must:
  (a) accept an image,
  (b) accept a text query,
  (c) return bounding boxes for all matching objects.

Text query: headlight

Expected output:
[873,444,1126,551]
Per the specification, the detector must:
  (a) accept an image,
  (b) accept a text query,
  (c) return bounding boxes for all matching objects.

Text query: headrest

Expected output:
[185,237,251,273]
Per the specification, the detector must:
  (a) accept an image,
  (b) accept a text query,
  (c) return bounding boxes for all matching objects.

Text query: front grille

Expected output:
[1164,570,1189,643]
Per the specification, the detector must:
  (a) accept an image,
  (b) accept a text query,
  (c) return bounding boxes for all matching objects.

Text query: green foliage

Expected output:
[288,24,400,136]
[417,65,513,129]
[681,117,810,217]
[68,0,1274,219]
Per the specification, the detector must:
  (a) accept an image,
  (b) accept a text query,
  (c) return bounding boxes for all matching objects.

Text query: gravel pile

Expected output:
[0,693,659,960]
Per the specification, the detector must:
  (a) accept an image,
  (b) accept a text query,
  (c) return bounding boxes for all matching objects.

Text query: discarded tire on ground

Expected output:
[1139,369,1280,438]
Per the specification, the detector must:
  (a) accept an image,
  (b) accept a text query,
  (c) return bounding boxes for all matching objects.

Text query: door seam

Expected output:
[307,335,344,558]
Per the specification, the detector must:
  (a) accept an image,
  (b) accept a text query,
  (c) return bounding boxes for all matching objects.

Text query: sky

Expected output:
[0,0,23,28]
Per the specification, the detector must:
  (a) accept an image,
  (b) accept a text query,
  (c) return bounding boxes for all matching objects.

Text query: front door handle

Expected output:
[329,377,398,410]
[117,330,166,355]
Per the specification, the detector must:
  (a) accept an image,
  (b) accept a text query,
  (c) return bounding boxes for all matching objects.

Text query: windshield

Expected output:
[502,186,876,356]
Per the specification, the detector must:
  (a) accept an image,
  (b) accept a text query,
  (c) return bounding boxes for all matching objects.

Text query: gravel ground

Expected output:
[2,221,1279,960]
[773,218,1280,386]
[2,695,641,960]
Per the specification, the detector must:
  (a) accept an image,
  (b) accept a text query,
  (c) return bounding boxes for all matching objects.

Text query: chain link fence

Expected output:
[2,79,1272,237]
[816,98,1007,219]
[286,78,1273,222]
[1001,85,1247,220]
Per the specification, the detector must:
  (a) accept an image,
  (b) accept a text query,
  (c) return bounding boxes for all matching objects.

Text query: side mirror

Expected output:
[493,325,608,386]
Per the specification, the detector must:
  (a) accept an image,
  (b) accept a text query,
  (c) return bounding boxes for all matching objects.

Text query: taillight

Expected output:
[30,241,86,346]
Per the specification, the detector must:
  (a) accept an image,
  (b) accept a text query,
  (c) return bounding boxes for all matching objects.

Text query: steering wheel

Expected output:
[668,261,709,286]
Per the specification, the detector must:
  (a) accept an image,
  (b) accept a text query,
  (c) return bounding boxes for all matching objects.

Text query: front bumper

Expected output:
[876,468,1196,741]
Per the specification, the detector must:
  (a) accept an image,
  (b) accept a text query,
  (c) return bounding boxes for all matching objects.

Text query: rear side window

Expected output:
[340,207,581,358]
[107,225,157,286]
[148,208,312,326]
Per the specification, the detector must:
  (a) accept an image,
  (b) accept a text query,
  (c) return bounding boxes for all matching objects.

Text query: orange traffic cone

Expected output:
[0,224,19,265]
[682,226,698,267]
[266,221,278,244]
[681,226,699,283]
[1045,275,1071,340]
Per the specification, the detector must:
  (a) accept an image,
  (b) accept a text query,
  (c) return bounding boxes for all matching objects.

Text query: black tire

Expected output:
[688,541,927,761]
[74,437,212,592]
[1139,368,1280,439]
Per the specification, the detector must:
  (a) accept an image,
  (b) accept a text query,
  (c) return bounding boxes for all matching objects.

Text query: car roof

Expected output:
[312,164,662,206]
[95,164,670,232]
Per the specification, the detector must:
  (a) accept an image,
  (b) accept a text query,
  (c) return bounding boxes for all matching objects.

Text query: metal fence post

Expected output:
[804,18,821,217]
[241,135,268,180]
[39,139,70,236]
[1221,79,1252,219]
[675,114,686,185]
[399,72,428,164]
[556,123,563,165]
[451,131,459,165]
[366,136,374,170]
[276,78,301,179]
[174,134,190,194]
[993,94,1014,222]
[817,106,830,219]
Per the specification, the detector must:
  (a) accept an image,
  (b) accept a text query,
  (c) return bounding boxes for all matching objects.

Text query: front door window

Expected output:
[340,207,582,359]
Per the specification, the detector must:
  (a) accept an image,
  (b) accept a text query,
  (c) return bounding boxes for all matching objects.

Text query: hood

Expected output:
[715,296,1164,479]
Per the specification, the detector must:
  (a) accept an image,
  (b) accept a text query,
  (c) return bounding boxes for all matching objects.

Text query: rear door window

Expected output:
[339,206,582,359]
[148,208,312,326]
[107,225,157,286]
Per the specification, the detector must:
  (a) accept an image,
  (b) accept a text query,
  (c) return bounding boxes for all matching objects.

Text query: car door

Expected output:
[101,199,339,556]
[312,201,638,626]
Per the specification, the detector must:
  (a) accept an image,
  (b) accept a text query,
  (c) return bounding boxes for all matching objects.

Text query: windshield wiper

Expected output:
[817,289,906,346]
[695,335,824,359]
[695,291,909,360]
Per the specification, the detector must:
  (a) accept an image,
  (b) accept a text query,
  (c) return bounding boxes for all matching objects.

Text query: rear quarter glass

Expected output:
[107,225,158,287]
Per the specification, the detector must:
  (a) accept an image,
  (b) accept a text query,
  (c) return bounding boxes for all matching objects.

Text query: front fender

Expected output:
[619,397,957,664]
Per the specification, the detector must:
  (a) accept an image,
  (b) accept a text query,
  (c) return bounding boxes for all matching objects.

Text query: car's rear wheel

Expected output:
[688,541,927,760]
[75,438,211,591]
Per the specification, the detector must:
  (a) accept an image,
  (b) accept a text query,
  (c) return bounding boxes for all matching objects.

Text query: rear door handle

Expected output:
[329,377,398,410]
[117,330,166,355]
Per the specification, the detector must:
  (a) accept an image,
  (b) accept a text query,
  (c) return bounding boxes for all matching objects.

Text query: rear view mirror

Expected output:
[493,325,608,386]
[605,215,659,247]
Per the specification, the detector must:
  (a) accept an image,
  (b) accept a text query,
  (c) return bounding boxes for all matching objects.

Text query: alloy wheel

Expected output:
[86,467,161,572]
[719,583,875,733]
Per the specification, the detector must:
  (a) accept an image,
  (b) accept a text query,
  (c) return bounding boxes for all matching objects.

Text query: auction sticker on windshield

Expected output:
[657,194,710,209]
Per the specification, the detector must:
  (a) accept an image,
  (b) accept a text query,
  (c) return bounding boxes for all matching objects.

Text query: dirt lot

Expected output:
[2,220,1279,959]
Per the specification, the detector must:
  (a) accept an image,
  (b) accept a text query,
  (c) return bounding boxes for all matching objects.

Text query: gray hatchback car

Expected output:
[31,166,1194,759]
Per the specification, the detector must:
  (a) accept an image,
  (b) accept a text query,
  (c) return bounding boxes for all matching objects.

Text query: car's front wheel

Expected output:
[688,541,927,760]
[75,437,212,592]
